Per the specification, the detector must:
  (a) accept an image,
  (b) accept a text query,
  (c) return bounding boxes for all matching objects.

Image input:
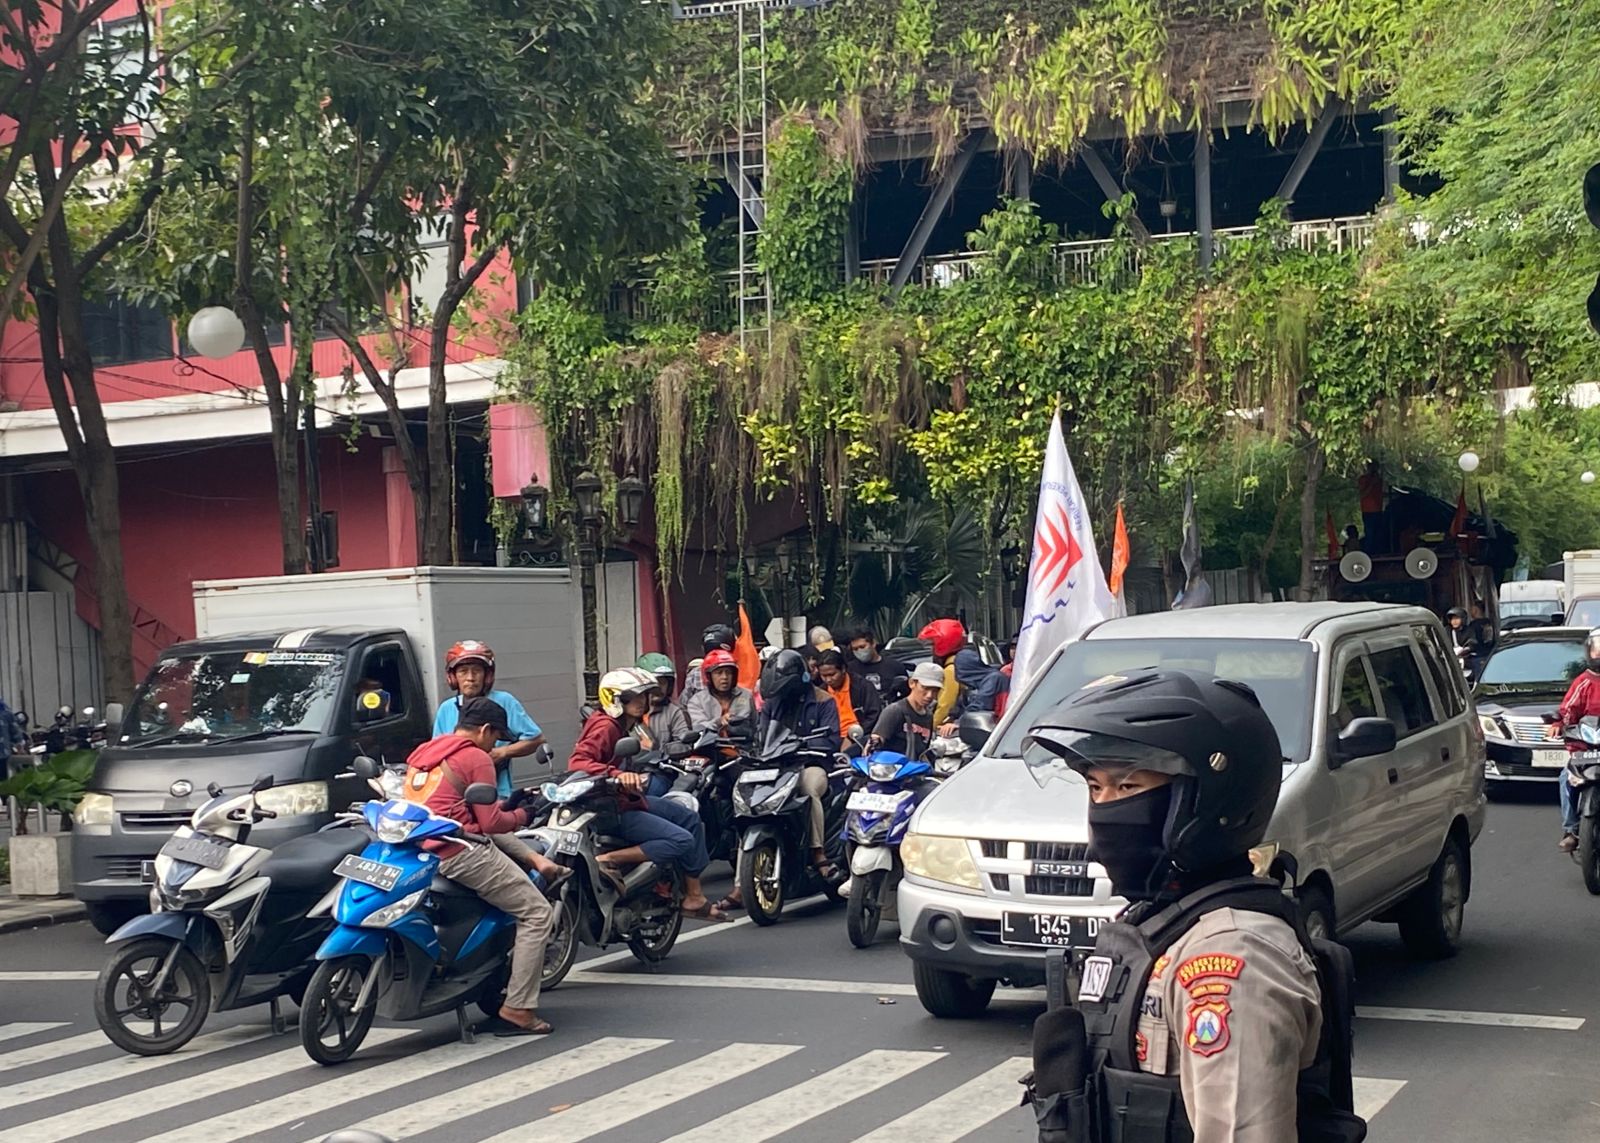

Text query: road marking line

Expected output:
[660,1048,945,1143]
[0,972,97,981]
[0,1025,266,1109]
[574,892,829,971]
[567,969,919,996]
[0,1029,412,1143]
[140,1035,531,1143]
[314,1037,671,1142]
[1353,1077,1407,1120]
[0,1023,67,1046]
[1355,1005,1585,1031]
[475,1041,802,1143]
[852,1057,1032,1143]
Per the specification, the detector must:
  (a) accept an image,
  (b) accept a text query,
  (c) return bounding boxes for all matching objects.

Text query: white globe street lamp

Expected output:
[186,306,245,359]
[1583,471,1596,485]
[1457,450,1480,474]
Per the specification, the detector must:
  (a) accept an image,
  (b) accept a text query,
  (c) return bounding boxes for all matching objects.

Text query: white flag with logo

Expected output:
[1012,411,1115,695]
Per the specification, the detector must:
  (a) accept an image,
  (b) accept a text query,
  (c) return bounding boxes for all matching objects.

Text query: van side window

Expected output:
[1331,656,1378,732]
[1413,624,1466,718]
[354,645,408,721]
[1369,646,1437,737]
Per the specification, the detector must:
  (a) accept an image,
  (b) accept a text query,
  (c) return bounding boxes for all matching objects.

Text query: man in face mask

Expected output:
[1022,670,1364,1143]
[844,624,910,701]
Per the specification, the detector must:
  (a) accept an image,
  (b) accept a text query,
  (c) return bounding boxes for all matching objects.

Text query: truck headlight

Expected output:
[901,833,981,891]
[75,792,113,826]
[255,781,329,816]
[1478,714,1505,740]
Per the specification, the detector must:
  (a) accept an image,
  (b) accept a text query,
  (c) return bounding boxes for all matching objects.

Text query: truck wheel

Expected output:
[1397,835,1467,959]
[85,901,142,937]
[1579,810,1600,896]
[912,961,996,1019]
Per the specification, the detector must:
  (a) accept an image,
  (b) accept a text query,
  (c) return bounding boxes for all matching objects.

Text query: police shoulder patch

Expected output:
[1176,953,1245,992]
[1184,997,1231,1058]
[1150,954,1171,980]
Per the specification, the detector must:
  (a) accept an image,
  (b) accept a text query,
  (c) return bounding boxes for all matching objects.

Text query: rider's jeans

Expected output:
[437,840,552,1009]
[616,796,710,877]
[1561,773,1581,836]
[799,765,829,848]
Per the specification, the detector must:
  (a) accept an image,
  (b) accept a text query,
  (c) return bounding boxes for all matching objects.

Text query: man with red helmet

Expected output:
[686,648,756,738]
[918,618,967,734]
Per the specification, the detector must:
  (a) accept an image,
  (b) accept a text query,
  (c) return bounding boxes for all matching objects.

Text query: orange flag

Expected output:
[1109,502,1131,609]
[735,602,761,689]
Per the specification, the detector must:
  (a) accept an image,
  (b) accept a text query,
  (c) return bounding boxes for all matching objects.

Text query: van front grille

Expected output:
[120,811,192,830]
[1025,841,1090,863]
[101,856,149,879]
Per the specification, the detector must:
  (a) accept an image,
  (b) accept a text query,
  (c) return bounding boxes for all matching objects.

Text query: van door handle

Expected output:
[1440,747,1451,762]
[1387,767,1399,784]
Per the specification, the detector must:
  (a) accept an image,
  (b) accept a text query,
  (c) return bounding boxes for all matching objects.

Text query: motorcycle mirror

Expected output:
[665,741,692,759]
[82,706,96,720]
[613,737,642,759]
[207,781,225,798]
[351,756,380,779]
[250,774,275,793]
[104,703,124,736]
[848,723,866,743]
[462,781,499,805]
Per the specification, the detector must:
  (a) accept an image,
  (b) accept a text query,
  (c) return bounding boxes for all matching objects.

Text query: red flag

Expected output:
[1449,487,1468,540]
[734,602,760,689]
[1325,509,1339,561]
[1109,502,1131,600]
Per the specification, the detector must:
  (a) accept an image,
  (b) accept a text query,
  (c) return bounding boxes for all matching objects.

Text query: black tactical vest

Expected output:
[1072,877,1366,1143]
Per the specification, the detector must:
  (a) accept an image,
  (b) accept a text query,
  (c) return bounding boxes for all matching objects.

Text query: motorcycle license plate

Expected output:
[1534,748,1569,768]
[741,767,780,783]
[1001,911,1102,949]
[333,854,403,892]
[847,790,905,814]
[159,833,231,870]
[546,828,583,856]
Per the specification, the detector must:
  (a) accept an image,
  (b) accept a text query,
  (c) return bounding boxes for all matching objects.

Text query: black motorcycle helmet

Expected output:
[1586,628,1600,672]
[760,648,810,707]
[1446,607,1468,628]
[702,623,736,653]
[1023,669,1283,873]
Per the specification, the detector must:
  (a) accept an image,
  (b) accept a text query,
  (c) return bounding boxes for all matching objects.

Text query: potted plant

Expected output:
[0,749,96,896]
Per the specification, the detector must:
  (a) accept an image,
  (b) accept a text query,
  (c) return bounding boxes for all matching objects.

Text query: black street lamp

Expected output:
[744,550,761,579]
[617,471,646,532]
[570,470,605,702]
[572,470,603,525]
[519,478,549,534]
[775,540,793,577]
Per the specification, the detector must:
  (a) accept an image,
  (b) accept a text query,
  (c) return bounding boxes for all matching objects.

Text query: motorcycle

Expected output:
[298,778,534,1065]
[841,750,943,948]
[657,728,744,866]
[732,723,850,926]
[94,774,370,1055]
[1563,715,1600,894]
[525,737,685,989]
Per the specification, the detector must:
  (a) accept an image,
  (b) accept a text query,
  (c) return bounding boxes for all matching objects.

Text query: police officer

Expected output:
[1023,669,1364,1143]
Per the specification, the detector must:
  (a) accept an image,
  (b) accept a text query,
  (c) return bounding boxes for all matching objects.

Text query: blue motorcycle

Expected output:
[298,781,535,1065]
[842,750,940,948]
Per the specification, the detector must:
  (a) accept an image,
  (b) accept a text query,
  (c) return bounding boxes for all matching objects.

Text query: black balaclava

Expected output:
[1086,784,1175,901]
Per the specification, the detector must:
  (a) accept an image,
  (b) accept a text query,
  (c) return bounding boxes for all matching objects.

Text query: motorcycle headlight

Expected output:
[255,781,330,816]
[868,761,901,781]
[754,772,799,814]
[74,792,114,826]
[361,889,427,928]
[1477,714,1505,740]
[374,808,420,843]
[901,833,982,891]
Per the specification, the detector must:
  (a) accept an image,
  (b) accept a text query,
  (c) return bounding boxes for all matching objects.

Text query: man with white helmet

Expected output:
[569,667,731,922]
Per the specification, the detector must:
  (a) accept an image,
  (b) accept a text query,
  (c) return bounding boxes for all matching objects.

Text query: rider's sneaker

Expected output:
[1559,833,1579,852]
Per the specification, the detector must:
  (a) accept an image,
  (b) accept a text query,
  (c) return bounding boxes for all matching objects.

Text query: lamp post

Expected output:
[519,479,549,535]
[572,470,604,702]
[616,471,646,535]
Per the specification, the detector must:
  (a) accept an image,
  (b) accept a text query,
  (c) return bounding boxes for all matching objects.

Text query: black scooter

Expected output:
[1562,715,1600,894]
[732,723,850,925]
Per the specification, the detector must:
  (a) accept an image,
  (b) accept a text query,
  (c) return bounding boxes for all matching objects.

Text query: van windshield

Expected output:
[992,638,1315,762]
[124,649,344,745]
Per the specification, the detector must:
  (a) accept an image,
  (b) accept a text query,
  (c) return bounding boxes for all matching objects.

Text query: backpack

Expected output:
[401,759,467,805]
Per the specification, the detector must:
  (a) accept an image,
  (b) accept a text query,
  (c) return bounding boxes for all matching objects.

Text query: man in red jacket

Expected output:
[1554,632,1600,851]
[406,696,555,1035]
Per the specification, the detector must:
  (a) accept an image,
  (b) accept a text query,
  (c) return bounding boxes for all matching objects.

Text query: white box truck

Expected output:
[192,565,583,756]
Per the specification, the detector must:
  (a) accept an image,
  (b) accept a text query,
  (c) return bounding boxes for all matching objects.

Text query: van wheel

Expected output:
[912,961,995,1018]
[1296,885,1336,944]
[1397,836,1467,959]
[86,901,142,937]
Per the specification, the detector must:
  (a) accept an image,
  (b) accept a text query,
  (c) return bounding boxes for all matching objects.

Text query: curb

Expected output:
[0,902,87,934]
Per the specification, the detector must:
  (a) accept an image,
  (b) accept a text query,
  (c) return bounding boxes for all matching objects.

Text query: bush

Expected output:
[0,750,98,829]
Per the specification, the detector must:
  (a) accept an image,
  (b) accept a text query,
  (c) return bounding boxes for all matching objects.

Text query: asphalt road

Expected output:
[0,790,1593,1143]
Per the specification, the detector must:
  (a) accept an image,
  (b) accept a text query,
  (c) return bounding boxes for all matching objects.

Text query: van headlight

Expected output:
[255,781,329,816]
[361,889,427,928]
[1249,842,1280,878]
[901,832,981,891]
[75,792,114,826]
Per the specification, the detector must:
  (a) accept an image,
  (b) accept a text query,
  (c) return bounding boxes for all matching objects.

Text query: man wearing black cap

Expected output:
[402,696,555,1036]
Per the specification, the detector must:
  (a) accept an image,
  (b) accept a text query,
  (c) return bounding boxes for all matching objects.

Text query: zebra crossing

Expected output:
[0,1019,1406,1142]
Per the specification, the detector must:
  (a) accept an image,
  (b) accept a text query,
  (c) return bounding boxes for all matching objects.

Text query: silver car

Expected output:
[898,602,1487,1018]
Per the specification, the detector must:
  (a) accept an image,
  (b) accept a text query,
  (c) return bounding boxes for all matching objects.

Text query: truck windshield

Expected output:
[124,649,344,745]
[992,638,1316,763]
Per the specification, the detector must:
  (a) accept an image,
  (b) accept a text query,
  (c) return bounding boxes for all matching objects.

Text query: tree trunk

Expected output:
[424,306,453,565]
[1296,441,1327,602]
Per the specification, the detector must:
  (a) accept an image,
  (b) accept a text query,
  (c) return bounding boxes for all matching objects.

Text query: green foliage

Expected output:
[0,751,98,816]
[759,116,854,307]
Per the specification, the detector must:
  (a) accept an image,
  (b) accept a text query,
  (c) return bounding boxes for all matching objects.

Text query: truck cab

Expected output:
[71,627,431,934]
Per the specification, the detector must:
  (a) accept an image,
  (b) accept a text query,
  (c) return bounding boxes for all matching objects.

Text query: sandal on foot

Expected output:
[540,867,574,897]
[683,900,735,923]
[714,895,741,913]
[493,1016,554,1037]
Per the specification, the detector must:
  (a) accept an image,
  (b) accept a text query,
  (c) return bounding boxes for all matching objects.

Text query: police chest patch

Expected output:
[1135,1031,1150,1063]
[1185,998,1231,1058]
[1176,953,1245,991]
[1150,954,1171,980]
[1140,992,1164,1019]
[1078,956,1114,1003]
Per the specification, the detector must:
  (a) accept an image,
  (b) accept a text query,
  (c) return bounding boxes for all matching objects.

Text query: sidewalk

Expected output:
[0,885,87,934]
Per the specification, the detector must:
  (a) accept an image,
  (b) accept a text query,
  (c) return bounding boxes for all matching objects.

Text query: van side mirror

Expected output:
[250,774,275,793]
[462,782,499,805]
[104,703,124,736]
[1332,717,1397,766]
[351,756,380,780]
[613,737,641,760]
[958,711,997,753]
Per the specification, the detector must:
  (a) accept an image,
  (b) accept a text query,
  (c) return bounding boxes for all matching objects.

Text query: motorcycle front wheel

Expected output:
[1580,806,1600,895]
[94,937,211,1056]
[846,869,888,948]
[542,898,579,989]
[740,841,784,926]
[299,956,377,1066]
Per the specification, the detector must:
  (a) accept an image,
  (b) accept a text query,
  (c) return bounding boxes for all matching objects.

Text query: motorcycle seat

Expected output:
[261,830,370,891]
[429,874,476,897]
[597,836,630,850]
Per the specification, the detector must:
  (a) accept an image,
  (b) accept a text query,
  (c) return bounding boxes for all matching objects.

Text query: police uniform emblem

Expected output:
[1185,997,1231,1057]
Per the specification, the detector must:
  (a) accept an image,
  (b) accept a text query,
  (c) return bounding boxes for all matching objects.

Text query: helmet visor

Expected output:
[1020,727,1194,790]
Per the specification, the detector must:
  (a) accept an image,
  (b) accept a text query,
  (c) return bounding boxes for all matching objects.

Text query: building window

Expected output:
[95,17,161,123]
[82,295,174,366]
[409,218,454,325]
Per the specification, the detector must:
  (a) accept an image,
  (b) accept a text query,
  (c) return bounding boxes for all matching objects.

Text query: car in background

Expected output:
[1567,596,1600,630]
[1498,579,1566,632]
[884,633,1004,667]
[1475,627,1589,786]
[898,602,1487,1018]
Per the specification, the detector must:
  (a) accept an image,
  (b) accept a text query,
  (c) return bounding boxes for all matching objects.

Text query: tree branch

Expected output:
[76,151,166,276]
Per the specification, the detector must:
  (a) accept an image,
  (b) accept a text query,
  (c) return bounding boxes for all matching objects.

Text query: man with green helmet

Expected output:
[636,652,691,798]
